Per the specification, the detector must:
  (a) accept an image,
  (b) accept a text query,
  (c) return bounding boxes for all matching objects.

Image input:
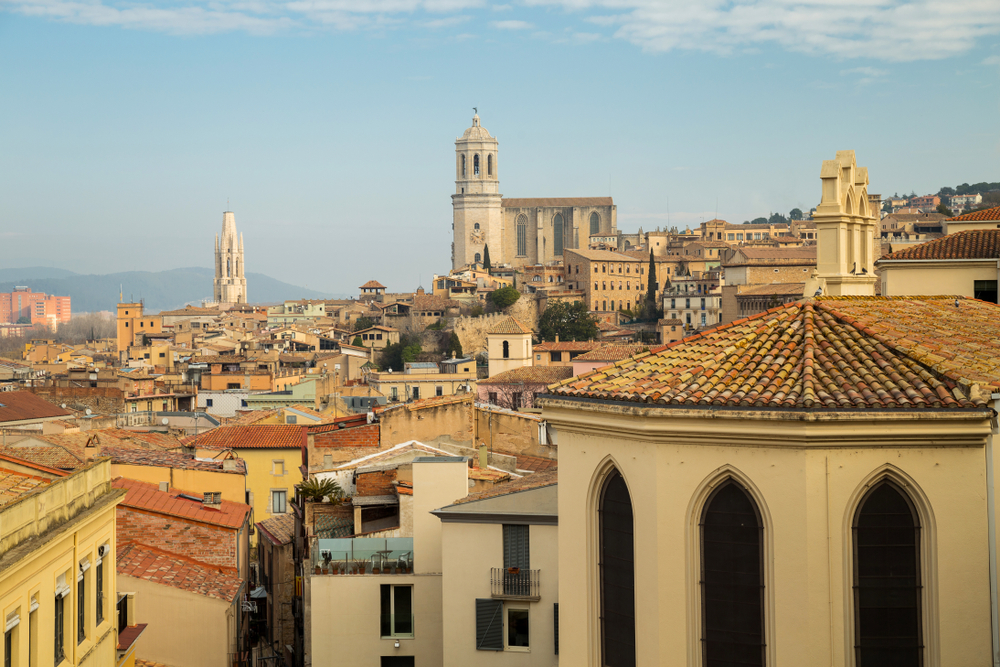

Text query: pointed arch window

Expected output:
[701,480,765,666]
[553,214,564,256]
[474,154,480,177]
[516,215,527,257]
[599,468,635,667]
[590,212,600,235]
[853,481,922,666]
[488,154,493,176]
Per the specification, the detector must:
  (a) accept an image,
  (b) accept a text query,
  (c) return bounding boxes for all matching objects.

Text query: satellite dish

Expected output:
[85,408,92,416]
[61,403,67,409]
[162,418,169,425]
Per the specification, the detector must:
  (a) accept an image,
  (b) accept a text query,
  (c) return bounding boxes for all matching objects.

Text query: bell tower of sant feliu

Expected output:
[452,112,502,270]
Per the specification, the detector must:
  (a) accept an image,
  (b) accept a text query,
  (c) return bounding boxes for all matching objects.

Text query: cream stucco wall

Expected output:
[879,259,999,297]
[110,464,246,504]
[440,521,559,667]
[487,332,532,379]
[544,402,995,667]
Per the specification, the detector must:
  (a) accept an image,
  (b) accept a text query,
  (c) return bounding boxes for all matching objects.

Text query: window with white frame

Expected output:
[271,489,287,514]
[380,585,413,638]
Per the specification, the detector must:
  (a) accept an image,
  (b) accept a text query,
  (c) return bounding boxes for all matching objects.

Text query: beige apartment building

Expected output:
[563,248,679,316]
[877,229,999,303]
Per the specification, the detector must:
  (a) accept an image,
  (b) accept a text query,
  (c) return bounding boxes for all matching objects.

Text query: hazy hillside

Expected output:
[0,267,342,313]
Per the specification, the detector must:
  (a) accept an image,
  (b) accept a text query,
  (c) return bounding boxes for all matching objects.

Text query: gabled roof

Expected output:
[184,424,305,450]
[486,317,533,335]
[549,296,1000,410]
[359,280,387,289]
[502,197,612,208]
[0,392,71,424]
[947,205,1000,222]
[483,366,574,385]
[572,344,649,362]
[105,448,247,475]
[117,542,242,603]
[447,468,557,506]
[879,230,1000,261]
[724,247,817,265]
[534,341,604,353]
[257,513,295,546]
[113,477,251,529]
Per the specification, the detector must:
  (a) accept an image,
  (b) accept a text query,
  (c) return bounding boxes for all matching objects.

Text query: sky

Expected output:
[1,0,998,295]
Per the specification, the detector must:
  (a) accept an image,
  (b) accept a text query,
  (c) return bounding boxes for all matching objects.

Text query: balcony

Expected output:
[490,567,540,601]
[312,537,414,575]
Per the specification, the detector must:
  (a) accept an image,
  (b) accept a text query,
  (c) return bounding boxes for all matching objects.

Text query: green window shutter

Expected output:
[475,598,503,651]
[554,603,559,655]
[502,524,530,570]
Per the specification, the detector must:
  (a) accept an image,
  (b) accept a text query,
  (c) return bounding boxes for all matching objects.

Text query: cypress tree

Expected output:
[645,248,657,319]
[483,244,492,273]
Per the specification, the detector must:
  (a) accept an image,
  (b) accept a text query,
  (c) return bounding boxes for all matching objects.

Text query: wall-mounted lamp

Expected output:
[394,640,400,649]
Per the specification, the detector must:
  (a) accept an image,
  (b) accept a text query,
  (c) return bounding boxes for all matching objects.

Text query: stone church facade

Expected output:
[452,114,617,271]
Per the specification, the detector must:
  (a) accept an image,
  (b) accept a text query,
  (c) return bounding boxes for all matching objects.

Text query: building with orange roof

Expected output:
[945,205,1000,233]
[478,365,572,411]
[877,229,999,302]
[538,151,1000,667]
[486,316,533,378]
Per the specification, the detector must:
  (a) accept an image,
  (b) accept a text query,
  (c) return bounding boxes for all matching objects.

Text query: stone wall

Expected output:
[117,506,238,569]
[452,296,539,359]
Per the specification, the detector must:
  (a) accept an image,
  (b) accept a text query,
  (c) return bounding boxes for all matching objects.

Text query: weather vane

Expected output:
[473,107,477,115]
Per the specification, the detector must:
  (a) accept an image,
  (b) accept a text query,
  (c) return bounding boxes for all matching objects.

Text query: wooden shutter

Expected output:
[503,525,530,570]
[475,599,503,651]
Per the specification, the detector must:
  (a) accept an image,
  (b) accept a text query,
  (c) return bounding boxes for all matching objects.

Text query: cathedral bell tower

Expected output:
[452,112,502,270]
[214,210,247,304]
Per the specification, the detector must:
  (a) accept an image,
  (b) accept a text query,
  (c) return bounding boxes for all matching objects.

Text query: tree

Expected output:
[446,331,464,358]
[768,212,788,226]
[789,208,804,221]
[637,248,664,321]
[538,301,599,342]
[936,203,954,217]
[298,477,344,503]
[379,333,422,372]
[353,316,375,332]
[938,186,956,197]
[16,316,30,324]
[487,285,520,311]
[749,217,768,225]
[351,336,363,347]
[483,244,492,273]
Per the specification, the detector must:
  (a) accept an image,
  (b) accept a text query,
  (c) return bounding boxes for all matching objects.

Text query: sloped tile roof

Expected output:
[534,341,605,352]
[451,468,557,505]
[502,197,612,208]
[0,446,83,470]
[228,409,281,425]
[512,454,558,473]
[0,392,71,424]
[947,205,1000,222]
[113,477,251,529]
[573,344,649,362]
[486,317,533,335]
[737,283,807,296]
[183,424,304,450]
[117,542,242,603]
[104,448,247,474]
[359,280,387,289]
[879,230,1000,261]
[724,247,817,265]
[549,296,1000,409]
[484,366,574,385]
[257,513,296,546]
[0,466,51,507]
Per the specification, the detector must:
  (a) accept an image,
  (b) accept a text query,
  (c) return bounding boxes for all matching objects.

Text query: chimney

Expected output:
[159,481,169,493]
[554,334,559,343]
[222,459,239,472]
[202,492,222,509]
[479,443,488,470]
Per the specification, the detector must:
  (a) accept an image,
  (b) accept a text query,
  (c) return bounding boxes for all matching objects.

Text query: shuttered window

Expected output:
[701,481,765,667]
[853,481,922,666]
[503,525,529,570]
[600,469,635,667]
[476,599,504,651]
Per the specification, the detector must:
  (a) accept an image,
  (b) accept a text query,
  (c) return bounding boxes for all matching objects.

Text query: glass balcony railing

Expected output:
[311,537,414,575]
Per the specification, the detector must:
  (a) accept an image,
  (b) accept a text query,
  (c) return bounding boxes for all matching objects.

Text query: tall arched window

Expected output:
[488,154,493,176]
[475,252,481,264]
[599,468,635,667]
[502,340,510,359]
[474,223,480,231]
[590,211,600,235]
[853,481,922,666]
[516,214,527,257]
[701,480,764,666]
[553,214,564,256]
[474,154,480,176]
[462,155,467,177]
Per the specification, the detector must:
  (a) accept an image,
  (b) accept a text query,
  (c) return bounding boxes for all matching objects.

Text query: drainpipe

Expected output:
[988,392,1000,667]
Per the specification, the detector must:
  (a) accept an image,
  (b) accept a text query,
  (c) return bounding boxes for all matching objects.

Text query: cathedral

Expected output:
[214,210,247,304]
[452,113,617,270]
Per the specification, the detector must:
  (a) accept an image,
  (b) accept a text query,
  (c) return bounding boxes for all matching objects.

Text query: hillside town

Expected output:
[1,118,1000,667]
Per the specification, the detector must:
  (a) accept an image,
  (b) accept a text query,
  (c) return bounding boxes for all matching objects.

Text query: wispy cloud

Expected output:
[983,55,1000,65]
[840,65,888,84]
[491,18,532,29]
[420,14,468,27]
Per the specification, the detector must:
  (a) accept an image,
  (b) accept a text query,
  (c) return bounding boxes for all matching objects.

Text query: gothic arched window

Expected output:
[701,480,765,667]
[474,223,480,231]
[599,468,635,667]
[475,252,481,264]
[502,340,510,359]
[553,214,564,256]
[590,211,600,235]
[516,215,527,257]
[853,481,922,666]
[488,154,493,176]
[474,154,480,177]
[462,155,467,177]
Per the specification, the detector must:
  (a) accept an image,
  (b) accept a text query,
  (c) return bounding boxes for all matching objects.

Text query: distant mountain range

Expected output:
[0,267,344,314]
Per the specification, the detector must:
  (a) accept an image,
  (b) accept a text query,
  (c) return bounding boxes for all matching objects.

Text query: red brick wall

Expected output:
[355,469,396,497]
[117,506,238,569]
[313,423,379,449]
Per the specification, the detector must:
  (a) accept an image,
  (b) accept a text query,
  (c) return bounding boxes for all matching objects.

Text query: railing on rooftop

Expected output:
[491,567,541,601]
[311,537,414,575]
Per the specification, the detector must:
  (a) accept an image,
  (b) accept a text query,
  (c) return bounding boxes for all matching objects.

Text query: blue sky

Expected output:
[1,0,998,296]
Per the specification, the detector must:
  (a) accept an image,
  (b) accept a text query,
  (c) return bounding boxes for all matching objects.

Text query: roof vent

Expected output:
[203,492,222,508]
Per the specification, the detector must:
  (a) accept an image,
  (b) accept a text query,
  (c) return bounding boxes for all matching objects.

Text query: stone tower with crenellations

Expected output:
[214,210,247,304]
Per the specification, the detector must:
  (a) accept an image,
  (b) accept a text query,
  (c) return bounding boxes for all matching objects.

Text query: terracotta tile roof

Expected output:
[105,448,247,474]
[451,468,557,505]
[946,205,1000,222]
[573,344,649,362]
[658,318,684,326]
[502,197,612,208]
[737,283,807,296]
[549,296,1000,409]
[484,366,574,385]
[486,317,533,335]
[724,248,816,265]
[879,230,1000,261]
[359,280,387,289]
[534,341,604,352]
[512,455,558,473]
[0,466,52,507]
[228,409,281,425]
[117,623,147,651]
[117,542,242,603]
[257,513,295,546]
[412,295,459,311]
[135,657,170,667]
[113,477,251,529]
[0,391,71,424]
[183,424,305,450]
[565,248,635,262]
[0,446,82,470]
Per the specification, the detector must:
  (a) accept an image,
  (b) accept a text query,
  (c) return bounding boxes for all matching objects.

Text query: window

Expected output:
[475,252,481,264]
[502,341,510,359]
[974,280,998,304]
[516,215,527,257]
[488,154,493,176]
[476,598,504,651]
[590,211,600,235]
[4,626,11,667]
[474,222,480,230]
[380,585,413,638]
[853,481,922,666]
[380,658,414,667]
[54,590,65,665]
[206,398,213,407]
[158,352,165,358]
[77,570,86,644]
[462,154,466,177]
[286,415,297,424]
[241,399,248,407]
[436,386,443,397]
[507,608,529,649]
[390,387,398,401]
[96,560,104,626]
[412,386,419,400]
[701,480,764,667]
[553,214,564,256]
[550,352,562,362]
[273,460,285,475]
[271,489,287,514]
[488,392,498,404]
[599,469,635,666]
[474,154,480,176]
